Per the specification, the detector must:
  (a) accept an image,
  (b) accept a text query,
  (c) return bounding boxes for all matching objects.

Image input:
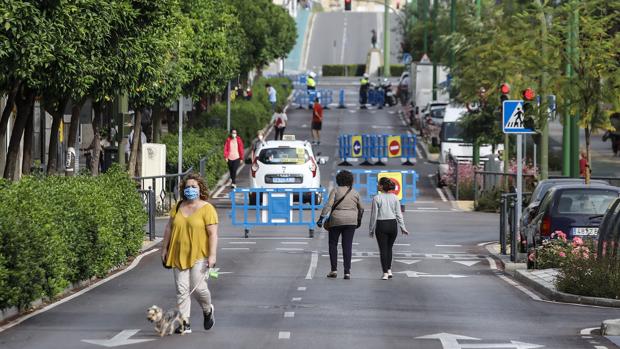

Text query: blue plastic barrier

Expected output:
[293,88,334,109]
[229,187,326,238]
[338,134,417,166]
[338,89,346,108]
[345,169,419,204]
[368,89,385,107]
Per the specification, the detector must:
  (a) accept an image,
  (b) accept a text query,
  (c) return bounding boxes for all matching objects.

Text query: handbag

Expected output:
[320,187,352,229]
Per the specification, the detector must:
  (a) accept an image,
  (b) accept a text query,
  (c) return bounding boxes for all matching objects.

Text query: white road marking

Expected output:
[413,200,437,204]
[284,312,295,318]
[222,247,250,251]
[278,331,291,340]
[593,346,607,349]
[497,274,542,301]
[82,329,154,347]
[292,297,302,302]
[220,237,311,240]
[477,241,498,246]
[338,242,359,245]
[406,209,458,213]
[436,245,462,247]
[453,261,480,267]
[281,242,308,245]
[581,328,598,335]
[297,287,306,291]
[394,243,410,246]
[486,257,498,270]
[436,188,448,202]
[418,207,439,210]
[396,270,468,278]
[337,258,362,263]
[395,259,421,265]
[0,248,159,333]
[277,248,304,251]
[229,241,256,245]
[305,251,318,280]
[339,15,347,63]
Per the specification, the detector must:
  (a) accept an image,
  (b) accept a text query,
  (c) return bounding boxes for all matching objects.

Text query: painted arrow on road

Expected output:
[338,258,362,263]
[416,333,544,349]
[82,329,154,347]
[394,259,421,265]
[396,271,468,278]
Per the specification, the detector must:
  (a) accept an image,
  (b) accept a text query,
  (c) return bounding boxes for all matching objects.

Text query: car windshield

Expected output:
[556,189,619,215]
[430,107,446,120]
[258,147,308,164]
[441,122,465,142]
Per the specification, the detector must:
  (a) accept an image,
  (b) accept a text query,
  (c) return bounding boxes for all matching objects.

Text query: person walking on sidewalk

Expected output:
[317,170,364,280]
[311,97,323,145]
[369,177,409,280]
[161,173,218,333]
[271,106,288,140]
[266,83,277,112]
[223,129,244,188]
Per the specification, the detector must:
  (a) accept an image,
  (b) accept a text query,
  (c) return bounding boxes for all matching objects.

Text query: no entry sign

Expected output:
[378,172,403,200]
[387,136,402,157]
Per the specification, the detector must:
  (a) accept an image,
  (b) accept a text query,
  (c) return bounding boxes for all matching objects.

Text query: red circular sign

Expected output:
[389,140,401,156]
[390,178,401,196]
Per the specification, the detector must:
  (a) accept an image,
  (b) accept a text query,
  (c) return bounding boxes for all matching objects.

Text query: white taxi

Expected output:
[250,136,322,203]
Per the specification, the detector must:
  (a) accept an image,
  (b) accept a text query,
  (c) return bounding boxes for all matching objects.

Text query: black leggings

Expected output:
[375,219,398,273]
[274,127,285,140]
[328,225,356,274]
[227,159,240,184]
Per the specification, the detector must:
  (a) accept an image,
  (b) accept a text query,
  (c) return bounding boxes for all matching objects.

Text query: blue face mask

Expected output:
[184,187,200,200]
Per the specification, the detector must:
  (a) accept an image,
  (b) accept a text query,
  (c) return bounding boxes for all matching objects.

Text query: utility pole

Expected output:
[449,0,456,68]
[537,0,549,180]
[383,0,390,77]
[431,0,437,100]
[562,10,572,177]
[569,1,580,178]
[226,81,231,132]
[475,0,481,20]
[422,0,428,54]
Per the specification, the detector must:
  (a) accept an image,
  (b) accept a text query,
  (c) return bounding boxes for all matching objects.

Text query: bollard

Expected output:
[338,89,346,109]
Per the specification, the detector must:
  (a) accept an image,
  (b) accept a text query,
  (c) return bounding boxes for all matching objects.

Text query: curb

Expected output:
[485,244,620,308]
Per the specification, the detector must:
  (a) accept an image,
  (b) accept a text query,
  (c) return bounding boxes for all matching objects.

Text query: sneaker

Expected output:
[381,273,388,280]
[387,270,393,279]
[175,321,192,334]
[231,183,237,189]
[326,271,337,278]
[203,304,214,330]
[344,274,351,280]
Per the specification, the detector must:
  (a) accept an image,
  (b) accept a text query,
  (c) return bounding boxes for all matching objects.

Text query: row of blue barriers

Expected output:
[338,134,417,166]
[228,170,419,237]
[292,88,334,109]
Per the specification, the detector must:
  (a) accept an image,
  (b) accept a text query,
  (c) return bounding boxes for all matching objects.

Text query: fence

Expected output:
[338,134,417,166]
[346,169,419,205]
[229,187,326,238]
[292,88,334,109]
[138,189,156,241]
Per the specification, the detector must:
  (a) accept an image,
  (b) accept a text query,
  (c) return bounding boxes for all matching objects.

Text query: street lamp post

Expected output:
[383,0,391,77]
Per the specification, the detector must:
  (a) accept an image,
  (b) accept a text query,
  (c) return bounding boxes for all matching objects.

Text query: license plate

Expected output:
[272,177,297,183]
[572,227,598,236]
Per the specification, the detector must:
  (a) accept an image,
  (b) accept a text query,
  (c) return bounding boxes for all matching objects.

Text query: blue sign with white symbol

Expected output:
[503,100,535,134]
[352,138,362,157]
[403,53,412,65]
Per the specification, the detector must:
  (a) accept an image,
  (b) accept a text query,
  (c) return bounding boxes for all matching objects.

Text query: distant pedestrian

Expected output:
[317,170,364,280]
[161,172,218,334]
[369,177,409,280]
[306,72,316,91]
[244,87,253,101]
[311,98,323,145]
[271,106,288,140]
[266,83,277,112]
[223,129,244,188]
[371,29,377,49]
[579,149,589,178]
[125,124,147,160]
[251,130,267,162]
[359,73,370,109]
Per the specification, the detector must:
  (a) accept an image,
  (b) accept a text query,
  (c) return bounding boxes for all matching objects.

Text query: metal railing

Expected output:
[138,189,156,241]
[134,168,193,216]
[474,171,537,207]
[499,192,532,262]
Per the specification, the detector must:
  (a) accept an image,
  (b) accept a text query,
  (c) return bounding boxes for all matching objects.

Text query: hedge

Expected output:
[0,167,147,310]
[322,64,366,76]
[162,128,228,188]
[378,64,406,77]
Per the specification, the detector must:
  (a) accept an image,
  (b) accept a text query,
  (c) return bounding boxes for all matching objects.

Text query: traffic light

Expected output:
[345,0,351,11]
[522,88,536,130]
[500,83,510,103]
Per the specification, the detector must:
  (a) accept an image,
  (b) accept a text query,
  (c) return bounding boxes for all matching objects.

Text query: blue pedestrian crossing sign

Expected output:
[503,100,535,134]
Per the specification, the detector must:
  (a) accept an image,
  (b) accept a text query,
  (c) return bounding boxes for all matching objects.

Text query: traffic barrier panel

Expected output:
[338,89,346,108]
[337,134,417,166]
[346,169,419,204]
[230,187,326,238]
[368,89,384,107]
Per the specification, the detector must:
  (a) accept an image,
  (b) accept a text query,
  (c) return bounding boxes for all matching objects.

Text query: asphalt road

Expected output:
[305,12,402,72]
[1,78,619,349]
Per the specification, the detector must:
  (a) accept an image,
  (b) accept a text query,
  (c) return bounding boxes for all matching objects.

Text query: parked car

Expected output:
[596,197,620,258]
[250,137,323,203]
[520,178,610,247]
[523,184,620,250]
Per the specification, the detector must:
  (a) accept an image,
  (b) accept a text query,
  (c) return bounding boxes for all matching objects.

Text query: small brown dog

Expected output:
[146,305,184,336]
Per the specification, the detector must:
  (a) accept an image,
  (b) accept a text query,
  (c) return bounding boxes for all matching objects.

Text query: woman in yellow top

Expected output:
[161,173,218,334]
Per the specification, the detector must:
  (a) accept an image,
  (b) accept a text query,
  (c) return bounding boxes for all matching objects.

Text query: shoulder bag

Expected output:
[322,187,352,229]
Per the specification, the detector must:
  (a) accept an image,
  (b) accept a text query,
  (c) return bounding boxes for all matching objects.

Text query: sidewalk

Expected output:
[549,118,620,177]
[486,243,620,308]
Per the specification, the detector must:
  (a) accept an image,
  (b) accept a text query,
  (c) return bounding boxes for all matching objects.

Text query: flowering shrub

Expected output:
[556,254,620,299]
[528,231,594,269]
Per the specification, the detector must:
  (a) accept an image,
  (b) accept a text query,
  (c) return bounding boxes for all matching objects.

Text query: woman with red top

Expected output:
[223,129,244,188]
[311,97,323,145]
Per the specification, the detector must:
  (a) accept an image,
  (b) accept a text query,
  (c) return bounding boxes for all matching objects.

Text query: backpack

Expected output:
[275,114,284,127]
